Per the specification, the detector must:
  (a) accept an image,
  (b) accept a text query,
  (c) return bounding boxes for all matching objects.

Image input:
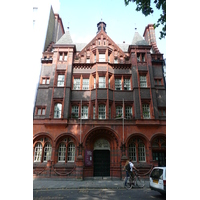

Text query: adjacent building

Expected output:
[33,21,166,179]
[33,1,65,111]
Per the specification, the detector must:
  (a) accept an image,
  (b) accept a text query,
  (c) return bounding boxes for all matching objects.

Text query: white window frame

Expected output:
[34,143,42,162]
[59,53,63,61]
[129,143,137,162]
[140,76,147,87]
[58,143,66,162]
[124,79,131,90]
[99,54,105,62]
[82,79,89,90]
[43,143,52,162]
[54,103,62,118]
[94,78,96,89]
[67,143,75,162]
[125,106,132,119]
[116,106,123,117]
[81,106,88,119]
[57,75,65,87]
[72,106,79,118]
[99,77,106,88]
[73,78,80,90]
[138,143,146,162]
[142,104,150,119]
[115,78,122,90]
[98,104,106,119]
[64,53,67,61]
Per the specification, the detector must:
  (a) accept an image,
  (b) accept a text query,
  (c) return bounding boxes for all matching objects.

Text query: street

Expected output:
[33,188,166,200]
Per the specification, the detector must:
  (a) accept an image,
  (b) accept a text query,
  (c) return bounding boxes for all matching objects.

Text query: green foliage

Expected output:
[124,0,166,39]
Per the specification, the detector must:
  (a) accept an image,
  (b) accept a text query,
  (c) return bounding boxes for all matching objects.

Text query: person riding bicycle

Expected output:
[128,159,139,180]
[124,159,139,186]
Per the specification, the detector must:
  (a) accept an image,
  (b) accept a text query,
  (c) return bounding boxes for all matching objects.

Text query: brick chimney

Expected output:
[143,24,160,54]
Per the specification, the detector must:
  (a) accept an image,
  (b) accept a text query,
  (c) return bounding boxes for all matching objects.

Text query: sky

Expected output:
[51,0,166,58]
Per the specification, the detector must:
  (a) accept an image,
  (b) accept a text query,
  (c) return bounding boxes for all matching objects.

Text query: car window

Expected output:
[150,169,163,179]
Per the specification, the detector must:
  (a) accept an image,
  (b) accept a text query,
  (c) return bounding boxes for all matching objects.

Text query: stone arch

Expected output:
[54,132,79,149]
[150,133,166,143]
[126,132,149,146]
[33,132,54,148]
[83,126,119,148]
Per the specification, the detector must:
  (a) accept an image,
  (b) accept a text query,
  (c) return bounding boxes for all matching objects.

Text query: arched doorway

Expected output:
[93,139,110,176]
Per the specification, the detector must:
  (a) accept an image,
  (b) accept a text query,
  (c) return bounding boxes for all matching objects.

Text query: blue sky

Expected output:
[52,0,166,58]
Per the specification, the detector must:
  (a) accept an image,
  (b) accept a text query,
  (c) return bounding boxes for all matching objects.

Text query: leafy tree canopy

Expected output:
[124,0,166,39]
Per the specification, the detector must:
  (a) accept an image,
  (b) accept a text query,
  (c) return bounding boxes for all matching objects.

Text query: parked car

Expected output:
[149,167,166,195]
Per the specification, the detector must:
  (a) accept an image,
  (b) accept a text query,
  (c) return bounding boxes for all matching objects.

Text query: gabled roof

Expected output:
[55,30,73,45]
[78,28,126,56]
[131,31,149,46]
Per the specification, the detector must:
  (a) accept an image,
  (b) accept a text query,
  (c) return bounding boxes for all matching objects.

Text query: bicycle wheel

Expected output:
[136,176,145,188]
[125,177,133,189]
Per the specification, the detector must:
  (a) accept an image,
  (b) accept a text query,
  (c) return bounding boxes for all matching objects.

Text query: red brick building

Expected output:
[33,21,166,179]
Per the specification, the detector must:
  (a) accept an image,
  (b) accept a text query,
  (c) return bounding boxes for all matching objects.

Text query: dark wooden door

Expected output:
[93,150,110,176]
[152,151,166,167]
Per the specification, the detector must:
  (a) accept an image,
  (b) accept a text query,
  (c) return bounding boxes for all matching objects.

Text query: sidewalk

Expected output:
[33,178,149,190]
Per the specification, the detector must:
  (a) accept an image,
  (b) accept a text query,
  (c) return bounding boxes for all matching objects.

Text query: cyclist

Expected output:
[129,159,139,181]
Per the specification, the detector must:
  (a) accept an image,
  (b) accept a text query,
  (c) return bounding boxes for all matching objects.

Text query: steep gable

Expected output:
[77,28,127,58]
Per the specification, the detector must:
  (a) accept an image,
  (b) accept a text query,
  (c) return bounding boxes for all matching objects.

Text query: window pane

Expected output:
[99,54,105,62]
[42,108,45,115]
[142,104,150,119]
[99,77,105,88]
[124,79,130,90]
[42,79,46,84]
[82,106,88,119]
[73,78,80,90]
[140,76,147,87]
[67,143,75,162]
[72,106,79,118]
[82,79,89,90]
[54,103,62,118]
[98,104,106,119]
[116,106,122,117]
[37,108,41,115]
[57,75,65,86]
[46,79,50,84]
[34,143,42,162]
[64,53,67,61]
[129,143,136,162]
[58,143,66,162]
[115,79,121,90]
[43,143,52,162]
[138,143,146,162]
[125,106,132,119]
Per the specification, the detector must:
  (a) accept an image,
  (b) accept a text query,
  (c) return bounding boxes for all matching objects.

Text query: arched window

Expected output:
[54,103,62,118]
[58,143,66,162]
[67,143,75,162]
[128,138,146,162]
[43,143,52,162]
[34,143,42,162]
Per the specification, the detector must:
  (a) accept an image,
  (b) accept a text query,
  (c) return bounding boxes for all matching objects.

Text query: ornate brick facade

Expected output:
[33,21,166,179]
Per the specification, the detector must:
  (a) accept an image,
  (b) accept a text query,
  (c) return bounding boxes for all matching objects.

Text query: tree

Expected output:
[124,0,166,39]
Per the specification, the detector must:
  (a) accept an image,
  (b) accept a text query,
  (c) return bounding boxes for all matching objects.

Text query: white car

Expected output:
[149,167,166,195]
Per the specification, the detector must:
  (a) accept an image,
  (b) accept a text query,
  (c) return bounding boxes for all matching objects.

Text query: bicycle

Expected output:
[124,170,145,189]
